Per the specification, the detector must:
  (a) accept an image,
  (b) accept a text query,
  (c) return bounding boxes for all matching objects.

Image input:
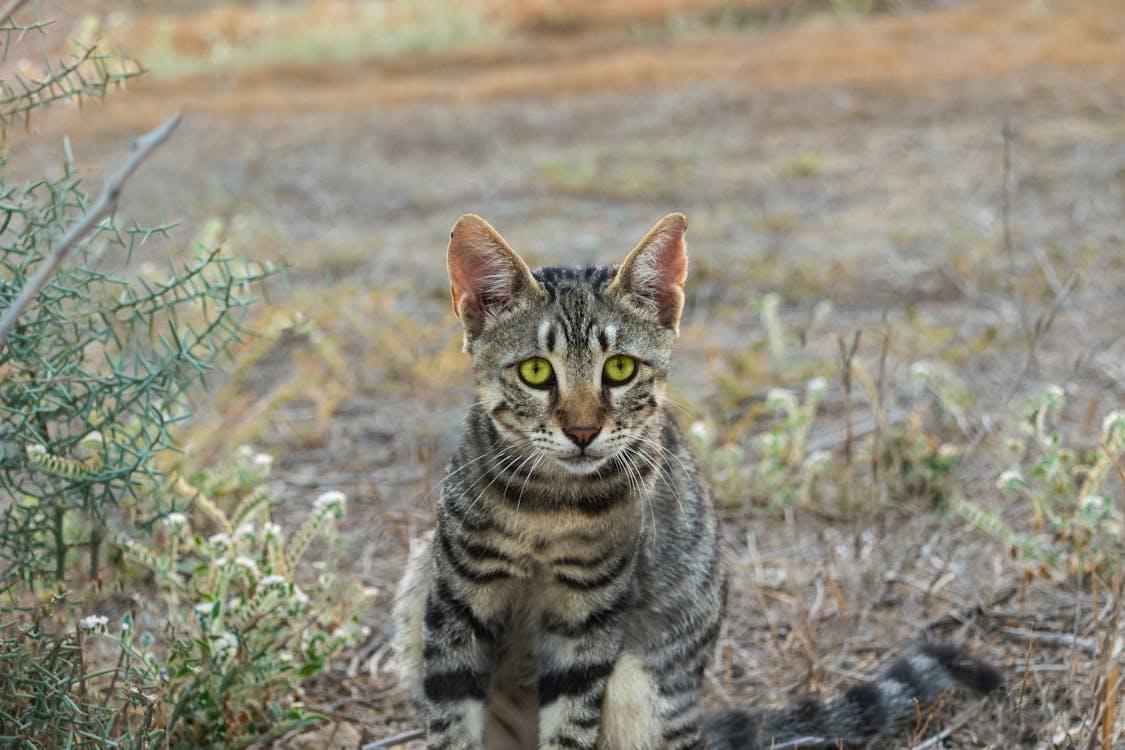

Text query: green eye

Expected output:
[518,357,554,387]
[603,355,636,385]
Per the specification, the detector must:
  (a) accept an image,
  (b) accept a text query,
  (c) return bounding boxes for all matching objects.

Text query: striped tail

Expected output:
[704,642,1003,750]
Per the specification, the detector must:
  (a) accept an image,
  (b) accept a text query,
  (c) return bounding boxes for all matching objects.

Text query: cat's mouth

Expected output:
[554,451,610,475]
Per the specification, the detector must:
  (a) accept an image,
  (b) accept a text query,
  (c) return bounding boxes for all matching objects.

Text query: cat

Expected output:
[391,213,1002,749]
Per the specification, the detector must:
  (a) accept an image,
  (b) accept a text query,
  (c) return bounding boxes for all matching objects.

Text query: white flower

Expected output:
[233,556,260,576]
[756,432,784,454]
[214,557,228,567]
[313,490,346,516]
[214,632,238,660]
[802,450,832,473]
[260,574,287,587]
[253,453,274,474]
[909,361,935,380]
[238,445,254,458]
[162,512,188,528]
[292,585,310,608]
[263,522,282,539]
[1102,410,1125,452]
[996,469,1025,493]
[1030,384,1065,418]
[208,533,231,549]
[806,377,828,396]
[278,651,293,664]
[689,421,710,442]
[235,522,255,540]
[1080,494,1108,514]
[765,388,797,412]
[25,444,46,459]
[194,601,215,618]
[80,614,108,630]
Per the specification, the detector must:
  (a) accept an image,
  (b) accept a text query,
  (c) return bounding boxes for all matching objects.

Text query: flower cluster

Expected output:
[80,614,109,631]
[987,386,1125,578]
[755,377,829,507]
[101,448,372,746]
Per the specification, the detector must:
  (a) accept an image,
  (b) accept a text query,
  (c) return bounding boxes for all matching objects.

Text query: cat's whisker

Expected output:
[515,449,549,512]
[499,444,545,511]
[615,449,658,549]
[474,444,532,511]
[620,441,686,528]
[622,432,692,521]
[660,394,698,422]
[433,444,501,486]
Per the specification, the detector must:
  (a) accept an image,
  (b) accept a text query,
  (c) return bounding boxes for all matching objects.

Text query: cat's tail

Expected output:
[704,642,1003,750]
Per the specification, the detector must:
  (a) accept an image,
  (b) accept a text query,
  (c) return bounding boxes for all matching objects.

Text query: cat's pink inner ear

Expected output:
[447,215,533,338]
[447,239,490,321]
[616,213,688,331]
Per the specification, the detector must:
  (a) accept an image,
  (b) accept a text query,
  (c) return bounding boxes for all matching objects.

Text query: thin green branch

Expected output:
[0,45,137,126]
[0,0,30,29]
[0,113,182,348]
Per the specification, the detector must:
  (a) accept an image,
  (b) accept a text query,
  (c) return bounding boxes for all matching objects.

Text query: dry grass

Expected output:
[24,0,1124,134]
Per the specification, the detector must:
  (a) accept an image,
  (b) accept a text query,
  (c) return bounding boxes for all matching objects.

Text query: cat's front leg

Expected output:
[420,577,499,750]
[537,591,630,750]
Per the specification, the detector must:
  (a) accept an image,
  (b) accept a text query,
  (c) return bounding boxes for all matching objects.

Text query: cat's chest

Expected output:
[440,465,647,592]
[505,507,638,570]
[458,496,644,590]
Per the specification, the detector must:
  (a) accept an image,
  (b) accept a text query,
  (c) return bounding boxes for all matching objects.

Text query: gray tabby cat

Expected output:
[392,213,1001,749]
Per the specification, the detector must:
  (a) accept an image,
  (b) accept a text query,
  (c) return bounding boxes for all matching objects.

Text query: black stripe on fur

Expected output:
[704,642,1003,749]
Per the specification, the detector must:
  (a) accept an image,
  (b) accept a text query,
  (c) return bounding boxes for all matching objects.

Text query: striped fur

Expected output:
[392,214,1001,750]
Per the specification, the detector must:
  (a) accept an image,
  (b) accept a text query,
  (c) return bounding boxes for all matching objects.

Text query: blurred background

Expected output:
[5,1,1124,747]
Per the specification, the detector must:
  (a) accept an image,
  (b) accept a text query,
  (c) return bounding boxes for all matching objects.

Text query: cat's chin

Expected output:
[552,453,610,476]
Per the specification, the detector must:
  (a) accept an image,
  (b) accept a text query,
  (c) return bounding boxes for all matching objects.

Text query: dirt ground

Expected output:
[10,0,1125,747]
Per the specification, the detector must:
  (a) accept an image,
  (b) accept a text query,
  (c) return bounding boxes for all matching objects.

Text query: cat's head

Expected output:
[447,213,688,477]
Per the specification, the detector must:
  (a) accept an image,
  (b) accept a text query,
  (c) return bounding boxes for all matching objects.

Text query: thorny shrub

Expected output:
[0,5,338,748]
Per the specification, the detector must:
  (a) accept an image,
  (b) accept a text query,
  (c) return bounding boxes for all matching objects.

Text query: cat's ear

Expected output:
[447,214,542,341]
[608,213,688,334]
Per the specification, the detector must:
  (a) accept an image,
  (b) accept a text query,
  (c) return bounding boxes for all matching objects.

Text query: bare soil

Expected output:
[10,0,1125,747]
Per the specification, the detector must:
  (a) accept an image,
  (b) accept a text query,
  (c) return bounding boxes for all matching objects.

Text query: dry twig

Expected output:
[0,0,30,29]
[836,329,861,471]
[361,727,426,750]
[1003,627,1099,656]
[0,113,182,348]
[911,704,990,750]
[957,120,1081,473]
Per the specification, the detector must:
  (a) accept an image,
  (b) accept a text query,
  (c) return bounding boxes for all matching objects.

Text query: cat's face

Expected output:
[447,214,687,477]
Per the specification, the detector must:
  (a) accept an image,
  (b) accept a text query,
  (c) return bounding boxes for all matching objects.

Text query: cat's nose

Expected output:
[563,426,600,449]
